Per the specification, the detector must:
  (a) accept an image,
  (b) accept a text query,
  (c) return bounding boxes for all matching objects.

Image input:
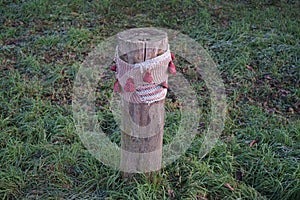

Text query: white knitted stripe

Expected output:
[120,87,166,104]
[138,90,164,98]
[136,85,161,95]
[139,89,167,104]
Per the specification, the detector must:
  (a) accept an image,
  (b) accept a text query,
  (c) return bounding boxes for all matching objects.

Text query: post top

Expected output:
[117,28,167,43]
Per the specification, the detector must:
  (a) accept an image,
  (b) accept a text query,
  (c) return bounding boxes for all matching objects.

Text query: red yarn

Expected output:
[110,65,117,72]
[124,78,135,92]
[161,81,168,89]
[171,53,175,60]
[143,70,153,83]
[113,79,121,93]
[168,61,176,75]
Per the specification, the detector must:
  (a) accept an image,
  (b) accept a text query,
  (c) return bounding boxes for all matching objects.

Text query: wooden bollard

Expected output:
[112,28,174,177]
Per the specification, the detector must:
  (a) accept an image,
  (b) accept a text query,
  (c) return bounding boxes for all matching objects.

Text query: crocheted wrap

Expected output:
[114,46,172,104]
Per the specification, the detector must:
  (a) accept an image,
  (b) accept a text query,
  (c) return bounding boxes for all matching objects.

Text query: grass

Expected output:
[0,0,299,199]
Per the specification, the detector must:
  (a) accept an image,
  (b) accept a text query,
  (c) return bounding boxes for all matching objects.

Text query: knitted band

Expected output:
[114,46,172,104]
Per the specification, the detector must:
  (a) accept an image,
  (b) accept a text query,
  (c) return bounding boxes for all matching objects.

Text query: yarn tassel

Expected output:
[171,53,175,60]
[168,61,176,75]
[143,70,153,83]
[124,78,135,92]
[113,79,121,93]
[110,65,117,72]
[161,81,168,89]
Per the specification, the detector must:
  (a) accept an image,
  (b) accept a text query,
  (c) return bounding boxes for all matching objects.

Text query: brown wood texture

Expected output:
[117,28,168,177]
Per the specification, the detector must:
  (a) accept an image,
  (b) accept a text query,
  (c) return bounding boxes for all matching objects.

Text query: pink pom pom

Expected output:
[143,70,153,83]
[110,65,117,72]
[124,78,135,92]
[168,61,176,75]
[171,53,175,60]
[161,81,168,89]
[113,79,121,93]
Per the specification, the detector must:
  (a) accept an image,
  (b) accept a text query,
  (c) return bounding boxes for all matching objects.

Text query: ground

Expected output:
[0,0,299,199]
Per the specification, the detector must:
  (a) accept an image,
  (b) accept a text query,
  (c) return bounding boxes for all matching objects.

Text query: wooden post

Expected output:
[116,28,169,177]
